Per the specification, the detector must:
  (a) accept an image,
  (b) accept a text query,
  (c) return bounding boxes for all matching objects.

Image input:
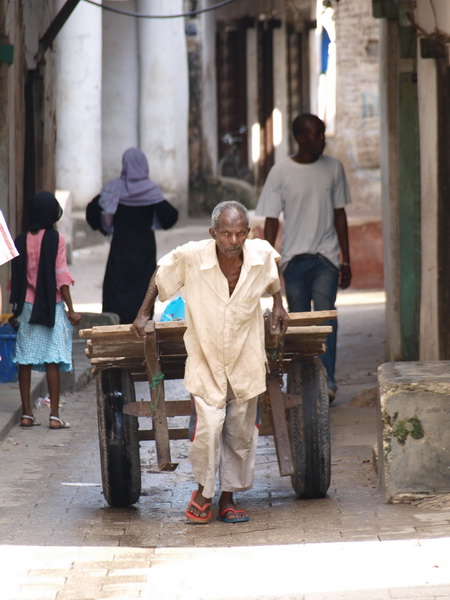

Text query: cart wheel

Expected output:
[287,357,331,499]
[96,368,141,507]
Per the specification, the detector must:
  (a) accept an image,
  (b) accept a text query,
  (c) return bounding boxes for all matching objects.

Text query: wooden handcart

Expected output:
[79,310,335,507]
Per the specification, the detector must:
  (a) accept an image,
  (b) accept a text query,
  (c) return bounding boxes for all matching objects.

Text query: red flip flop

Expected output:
[218,508,249,523]
[185,491,212,524]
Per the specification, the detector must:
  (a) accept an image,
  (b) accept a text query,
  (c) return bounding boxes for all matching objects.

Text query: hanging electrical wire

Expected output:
[81,0,239,19]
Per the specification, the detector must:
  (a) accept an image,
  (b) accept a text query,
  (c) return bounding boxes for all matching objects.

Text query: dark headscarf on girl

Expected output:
[10,191,63,327]
[28,190,63,231]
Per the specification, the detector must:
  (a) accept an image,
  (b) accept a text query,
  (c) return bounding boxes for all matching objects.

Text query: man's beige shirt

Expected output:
[156,238,281,408]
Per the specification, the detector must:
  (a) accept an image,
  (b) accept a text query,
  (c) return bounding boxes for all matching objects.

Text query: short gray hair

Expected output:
[211,201,249,231]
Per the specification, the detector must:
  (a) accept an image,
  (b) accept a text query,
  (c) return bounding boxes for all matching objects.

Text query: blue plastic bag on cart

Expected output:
[160,296,185,322]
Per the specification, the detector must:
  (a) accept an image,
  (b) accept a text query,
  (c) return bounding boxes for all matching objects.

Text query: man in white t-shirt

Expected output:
[256,114,352,402]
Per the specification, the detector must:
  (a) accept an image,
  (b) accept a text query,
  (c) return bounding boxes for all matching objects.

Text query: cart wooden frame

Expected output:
[79,310,335,507]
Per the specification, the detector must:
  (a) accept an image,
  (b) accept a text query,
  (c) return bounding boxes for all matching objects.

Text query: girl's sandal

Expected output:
[20,415,41,428]
[49,416,71,429]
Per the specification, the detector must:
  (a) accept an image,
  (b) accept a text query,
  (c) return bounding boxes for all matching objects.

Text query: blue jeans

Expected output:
[283,254,339,391]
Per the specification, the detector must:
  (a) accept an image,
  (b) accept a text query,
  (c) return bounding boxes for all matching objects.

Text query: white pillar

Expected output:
[102,1,139,183]
[55,0,102,209]
[138,0,189,219]
[200,4,218,176]
[273,26,289,162]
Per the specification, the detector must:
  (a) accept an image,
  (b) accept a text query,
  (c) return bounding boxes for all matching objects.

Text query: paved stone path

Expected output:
[3,258,450,599]
[2,375,450,599]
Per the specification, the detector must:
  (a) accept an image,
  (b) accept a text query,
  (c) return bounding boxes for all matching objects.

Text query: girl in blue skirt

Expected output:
[9,192,81,429]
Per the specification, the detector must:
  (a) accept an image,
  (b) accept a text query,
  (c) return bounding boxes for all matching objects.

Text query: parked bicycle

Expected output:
[218,125,254,185]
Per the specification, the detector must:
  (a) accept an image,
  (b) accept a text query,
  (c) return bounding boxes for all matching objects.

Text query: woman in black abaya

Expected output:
[99,148,176,324]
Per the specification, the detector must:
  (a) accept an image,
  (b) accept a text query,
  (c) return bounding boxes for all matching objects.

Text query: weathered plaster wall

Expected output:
[328,0,381,219]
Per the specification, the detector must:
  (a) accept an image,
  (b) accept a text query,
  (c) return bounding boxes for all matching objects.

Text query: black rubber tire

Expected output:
[287,357,331,499]
[96,368,141,507]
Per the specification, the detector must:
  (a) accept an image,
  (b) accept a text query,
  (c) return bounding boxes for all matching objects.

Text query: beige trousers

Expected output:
[190,390,259,499]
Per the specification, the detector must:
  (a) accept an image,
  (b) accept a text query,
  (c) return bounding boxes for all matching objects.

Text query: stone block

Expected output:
[377,361,450,503]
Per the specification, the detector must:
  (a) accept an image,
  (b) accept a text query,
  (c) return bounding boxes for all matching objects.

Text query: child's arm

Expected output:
[60,284,81,326]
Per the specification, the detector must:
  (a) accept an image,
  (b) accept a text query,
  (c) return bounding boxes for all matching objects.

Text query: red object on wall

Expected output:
[250,218,384,290]
[347,220,384,289]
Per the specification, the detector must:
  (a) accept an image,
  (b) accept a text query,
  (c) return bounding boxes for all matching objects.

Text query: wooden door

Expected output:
[216,21,249,167]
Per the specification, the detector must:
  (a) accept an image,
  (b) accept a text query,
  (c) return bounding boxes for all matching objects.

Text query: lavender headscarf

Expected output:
[99,148,164,213]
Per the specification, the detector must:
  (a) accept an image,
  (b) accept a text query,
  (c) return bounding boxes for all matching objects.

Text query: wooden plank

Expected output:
[80,313,332,341]
[79,320,187,340]
[86,343,145,358]
[139,428,190,442]
[86,341,186,354]
[287,311,337,326]
[81,312,334,389]
[283,341,327,351]
[284,325,332,337]
[88,347,326,374]
[90,355,144,365]
[266,376,294,476]
[84,365,180,380]
[144,322,172,468]
[123,399,192,418]
[258,390,274,436]
[79,324,132,339]
[263,311,294,475]
[80,329,140,344]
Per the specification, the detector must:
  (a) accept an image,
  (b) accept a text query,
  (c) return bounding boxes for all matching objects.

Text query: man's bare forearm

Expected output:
[334,208,352,289]
[131,268,159,337]
[334,208,350,264]
[271,290,289,334]
[264,217,279,248]
[138,269,159,318]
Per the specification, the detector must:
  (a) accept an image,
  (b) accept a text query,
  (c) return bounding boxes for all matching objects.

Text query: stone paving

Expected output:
[2,235,450,598]
[2,372,450,599]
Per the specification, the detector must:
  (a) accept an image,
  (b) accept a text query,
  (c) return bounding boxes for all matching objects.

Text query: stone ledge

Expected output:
[377,361,450,503]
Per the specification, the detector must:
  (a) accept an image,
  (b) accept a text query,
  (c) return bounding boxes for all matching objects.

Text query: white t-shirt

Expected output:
[256,155,351,269]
